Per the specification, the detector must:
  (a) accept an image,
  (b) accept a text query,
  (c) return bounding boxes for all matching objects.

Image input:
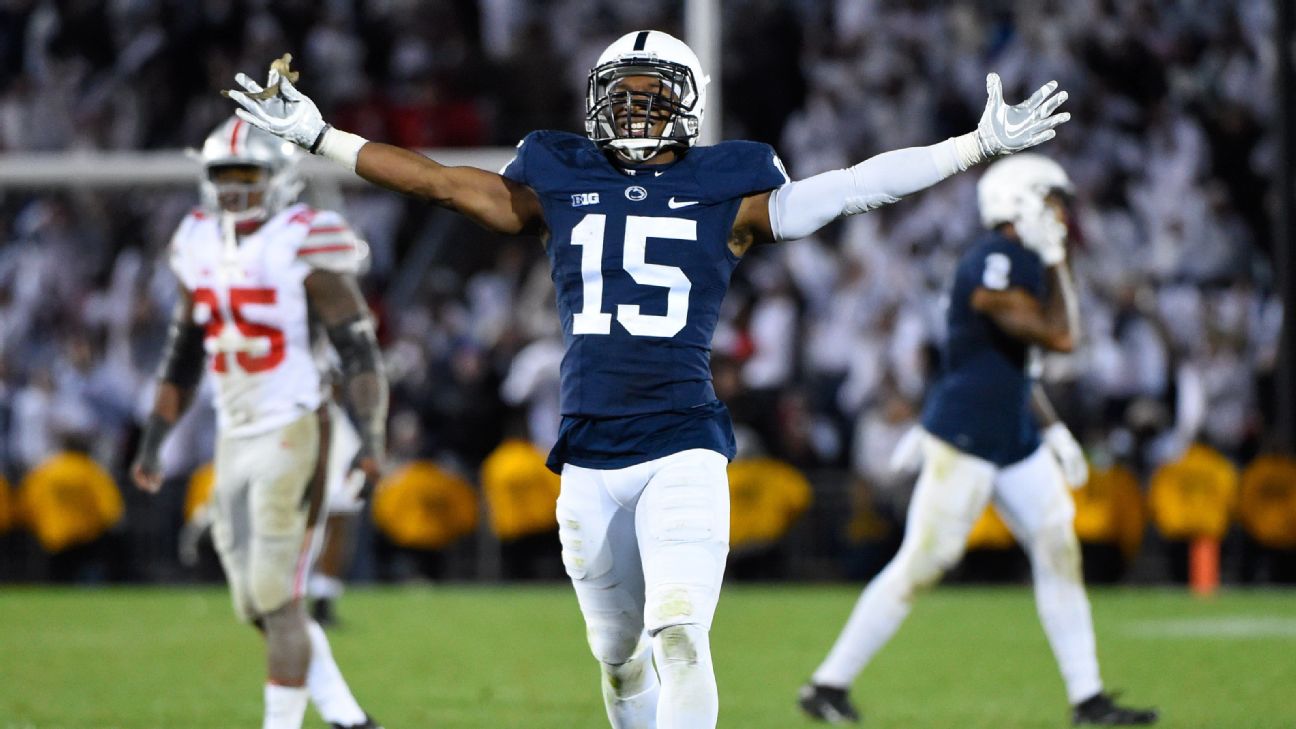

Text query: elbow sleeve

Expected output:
[159,322,206,389]
[327,315,382,377]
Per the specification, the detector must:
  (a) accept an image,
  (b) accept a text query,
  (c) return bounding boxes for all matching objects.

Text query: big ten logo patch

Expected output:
[571,192,601,207]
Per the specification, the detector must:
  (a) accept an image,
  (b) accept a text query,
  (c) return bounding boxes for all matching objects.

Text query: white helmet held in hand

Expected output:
[585,30,709,163]
[199,115,303,224]
[976,153,1072,229]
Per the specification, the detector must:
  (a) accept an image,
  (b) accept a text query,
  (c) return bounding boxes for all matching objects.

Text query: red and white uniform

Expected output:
[168,202,363,622]
[168,203,362,437]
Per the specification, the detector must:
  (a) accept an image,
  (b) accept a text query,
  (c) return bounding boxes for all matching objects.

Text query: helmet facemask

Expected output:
[205,163,272,224]
[586,59,700,163]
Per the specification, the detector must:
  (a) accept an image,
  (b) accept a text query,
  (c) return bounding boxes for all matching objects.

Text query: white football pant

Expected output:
[558,448,731,729]
[211,409,326,622]
[813,436,1102,704]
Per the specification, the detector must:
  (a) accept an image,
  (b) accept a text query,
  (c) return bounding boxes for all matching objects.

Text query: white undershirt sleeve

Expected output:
[768,132,982,242]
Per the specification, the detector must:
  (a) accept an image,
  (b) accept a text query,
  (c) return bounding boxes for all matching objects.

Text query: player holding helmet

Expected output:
[131,116,387,729]
[227,31,1069,728]
[799,155,1158,726]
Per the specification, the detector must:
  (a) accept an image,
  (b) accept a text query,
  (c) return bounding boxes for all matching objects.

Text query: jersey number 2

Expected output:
[192,287,286,373]
[570,214,695,338]
[982,253,1012,291]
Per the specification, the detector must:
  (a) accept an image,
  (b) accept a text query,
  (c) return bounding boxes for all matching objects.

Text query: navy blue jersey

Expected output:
[502,131,788,471]
[922,231,1046,466]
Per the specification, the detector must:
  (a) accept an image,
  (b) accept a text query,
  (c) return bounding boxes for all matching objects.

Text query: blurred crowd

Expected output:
[0,0,1288,580]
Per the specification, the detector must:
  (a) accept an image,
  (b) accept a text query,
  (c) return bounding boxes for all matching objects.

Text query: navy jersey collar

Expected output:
[602,148,689,177]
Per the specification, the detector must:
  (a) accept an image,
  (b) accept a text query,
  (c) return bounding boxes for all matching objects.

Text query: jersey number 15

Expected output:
[570,214,695,338]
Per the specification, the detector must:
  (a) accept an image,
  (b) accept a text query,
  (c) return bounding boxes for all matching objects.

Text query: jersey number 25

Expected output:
[570,214,694,338]
[192,287,286,373]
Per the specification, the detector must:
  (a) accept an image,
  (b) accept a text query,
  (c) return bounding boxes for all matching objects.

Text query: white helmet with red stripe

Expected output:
[199,115,303,223]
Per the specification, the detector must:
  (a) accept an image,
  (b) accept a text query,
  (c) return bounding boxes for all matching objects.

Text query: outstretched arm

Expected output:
[734,73,1070,247]
[132,288,205,493]
[226,69,544,236]
[304,269,389,491]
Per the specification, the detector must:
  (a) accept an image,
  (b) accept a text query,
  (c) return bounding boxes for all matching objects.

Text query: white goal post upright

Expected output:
[686,0,722,146]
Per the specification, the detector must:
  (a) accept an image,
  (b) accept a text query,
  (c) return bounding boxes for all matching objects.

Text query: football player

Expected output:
[131,116,387,729]
[798,155,1158,726]
[227,31,1069,729]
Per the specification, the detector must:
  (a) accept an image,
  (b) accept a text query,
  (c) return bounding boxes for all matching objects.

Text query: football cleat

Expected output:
[798,683,860,724]
[1072,692,1158,725]
[330,714,382,729]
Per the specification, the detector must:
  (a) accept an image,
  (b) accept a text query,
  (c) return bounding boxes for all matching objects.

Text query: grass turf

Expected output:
[2,584,1293,728]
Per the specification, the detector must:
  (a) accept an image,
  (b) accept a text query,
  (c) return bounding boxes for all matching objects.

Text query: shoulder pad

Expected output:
[167,209,212,288]
[294,209,365,274]
[501,130,601,187]
[690,141,789,202]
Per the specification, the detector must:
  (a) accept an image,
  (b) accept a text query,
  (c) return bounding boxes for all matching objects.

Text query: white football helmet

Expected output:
[199,115,303,224]
[976,153,1073,229]
[585,30,708,163]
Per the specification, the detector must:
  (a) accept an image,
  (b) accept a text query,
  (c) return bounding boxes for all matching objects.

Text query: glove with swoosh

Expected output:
[975,73,1070,157]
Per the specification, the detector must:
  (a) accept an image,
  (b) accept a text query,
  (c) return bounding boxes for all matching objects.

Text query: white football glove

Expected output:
[1044,423,1088,489]
[226,69,328,152]
[975,73,1070,157]
[888,424,927,475]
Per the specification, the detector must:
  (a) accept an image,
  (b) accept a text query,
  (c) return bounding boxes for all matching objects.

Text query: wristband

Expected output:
[313,126,369,171]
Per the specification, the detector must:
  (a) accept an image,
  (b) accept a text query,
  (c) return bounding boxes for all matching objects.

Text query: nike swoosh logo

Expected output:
[1002,109,1033,138]
[667,197,699,209]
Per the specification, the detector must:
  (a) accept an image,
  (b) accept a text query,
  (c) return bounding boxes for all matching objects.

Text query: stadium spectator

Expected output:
[1237,453,1296,583]
[371,459,479,581]
[727,455,813,579]
[1149,442,1239,582]
[480,437,562,579]
[1072,460,1147,583]
[17,434,124,582]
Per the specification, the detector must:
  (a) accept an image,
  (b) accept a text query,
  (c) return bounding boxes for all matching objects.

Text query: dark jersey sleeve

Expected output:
[694,141,790,203]
[971,240,1045,299]
[500,132,541,186]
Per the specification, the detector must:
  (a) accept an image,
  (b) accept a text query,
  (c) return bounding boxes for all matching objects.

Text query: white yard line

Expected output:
[1122,616,1296,639]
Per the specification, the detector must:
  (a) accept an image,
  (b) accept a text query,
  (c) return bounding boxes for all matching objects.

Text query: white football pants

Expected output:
[211,409,326,622]
[813,436,1102,704]
[558,448,731,729]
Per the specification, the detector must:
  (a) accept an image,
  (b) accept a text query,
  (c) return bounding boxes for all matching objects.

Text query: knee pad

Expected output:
[587,624,645,666]
[653,624,710,669]
[600,633,655,697]
[895,528,965,592]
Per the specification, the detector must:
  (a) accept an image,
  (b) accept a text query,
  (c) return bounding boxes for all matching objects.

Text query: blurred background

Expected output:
[0,0,1292,591]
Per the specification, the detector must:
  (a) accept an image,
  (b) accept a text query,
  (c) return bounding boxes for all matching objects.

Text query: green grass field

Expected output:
[2,585,1293,728]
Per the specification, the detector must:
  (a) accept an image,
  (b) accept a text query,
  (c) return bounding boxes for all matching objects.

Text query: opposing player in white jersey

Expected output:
[131,116,387,729]
[799,156,1157,725]
[226,32,1069,728]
